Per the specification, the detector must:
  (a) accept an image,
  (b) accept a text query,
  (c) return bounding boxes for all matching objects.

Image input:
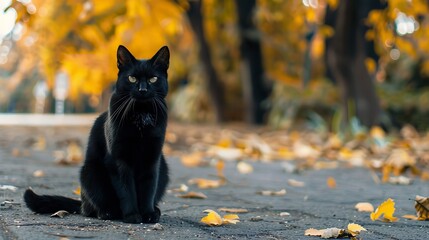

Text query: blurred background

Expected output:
[1,0,429,131]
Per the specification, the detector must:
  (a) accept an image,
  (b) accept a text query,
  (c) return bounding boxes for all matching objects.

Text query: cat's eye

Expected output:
[128,76,137,83]
[149,77,158,84]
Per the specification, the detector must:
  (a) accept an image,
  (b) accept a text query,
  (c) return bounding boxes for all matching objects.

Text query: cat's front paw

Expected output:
[141,207,160,223]
[123,213,142,223]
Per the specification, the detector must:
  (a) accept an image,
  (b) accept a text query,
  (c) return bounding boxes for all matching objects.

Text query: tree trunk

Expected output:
[236,0,269,124]
[325,0,384,127]
[186,0,225,122]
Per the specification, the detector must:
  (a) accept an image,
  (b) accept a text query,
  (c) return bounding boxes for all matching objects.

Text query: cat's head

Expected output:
[115,45,169,102]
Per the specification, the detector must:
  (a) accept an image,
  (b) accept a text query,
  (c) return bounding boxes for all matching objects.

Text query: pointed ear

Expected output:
[151,46,169,70]
[117,45,136,69]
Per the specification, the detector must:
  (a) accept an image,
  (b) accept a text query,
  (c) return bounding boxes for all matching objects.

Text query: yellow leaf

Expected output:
[200,209,240,226]
[177,191,207,199]
[326,176,336,189]
[181,152,205,167]
[222,214,240,224]
[370,198,398,222]
[73,186,81,196]
[355,202,374,212]
[201,209,223,226]
[415,195,429,220]
[347,223,367,236]
[33,170,45,178]
[217,160,225,178]
[370,126,385,139]
[188,178,224,189]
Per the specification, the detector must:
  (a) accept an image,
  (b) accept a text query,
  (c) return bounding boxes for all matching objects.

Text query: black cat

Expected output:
[24,45,170,224]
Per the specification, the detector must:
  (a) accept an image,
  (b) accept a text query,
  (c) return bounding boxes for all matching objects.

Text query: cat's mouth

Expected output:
[131,92,154,103]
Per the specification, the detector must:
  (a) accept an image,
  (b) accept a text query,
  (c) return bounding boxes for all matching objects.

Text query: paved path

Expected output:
[0,120,428,239]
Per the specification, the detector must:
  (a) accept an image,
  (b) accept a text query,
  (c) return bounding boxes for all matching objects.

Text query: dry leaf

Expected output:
[288,179,305,187]
[347,223,366,236]
[237,161,253,174]
[304,228,324,236]
[51,210,69,218]
[201,209,240,226]
[188,178,224,189]
[181,152,205,167]
[0,185,18,192]
[326,177,336,189]
[73,187,81,196]
[67,142,83,164]
[279,212,290,216]
[218,208,248,213]
[33,170,45,177]
[370,198,398,222]
[402,214,420,220]
[388,176,412,185]
[216,160,225,178]
[257,189,286,196]
[355,202,374,212]
[304,224,366,238]
[213,147,243,161]
[169,184,189,193]
[415,195,429,220]
[177,191,207,199]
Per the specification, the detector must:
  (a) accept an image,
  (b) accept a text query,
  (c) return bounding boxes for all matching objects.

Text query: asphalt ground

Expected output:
[0,116,428,240]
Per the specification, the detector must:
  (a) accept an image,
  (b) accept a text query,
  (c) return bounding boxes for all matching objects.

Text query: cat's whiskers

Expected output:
[118,98,134,128]
[109,96,131,124]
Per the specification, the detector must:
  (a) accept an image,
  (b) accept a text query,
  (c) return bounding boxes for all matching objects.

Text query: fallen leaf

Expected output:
[11,148,20,157]
[169,184,189,193]
[355,202,374,212]
[347,223,366,236]
[33,170,45,177]
[288,179,305,187]
[237,161,253,174]
[257,189,287,196]
[370,198,398,222]
[415,195,429,220]
[216,160,225,178]
[51,210,69,218]
[181,152,205,167]
[151,223,164,231]
[402,214,420,220]
[188,178,224,189]
[73,187,81,196]
[279,212,290,216]
[326,177,336,189]
[0,185,18,192]
[218,208,248,213]
[222,214,240,224]
[304,224,366,239]
[201,209,240,226]
[388,176,412,185]
[213,147,243,161]
[67,142,83,164]
[304,228,324,236]
[177,191,207,199]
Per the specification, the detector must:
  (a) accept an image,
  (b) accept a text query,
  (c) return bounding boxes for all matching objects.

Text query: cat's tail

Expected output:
[23,189,81,214]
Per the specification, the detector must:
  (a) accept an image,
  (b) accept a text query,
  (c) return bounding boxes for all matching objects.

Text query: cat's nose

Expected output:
[138,82,148,92]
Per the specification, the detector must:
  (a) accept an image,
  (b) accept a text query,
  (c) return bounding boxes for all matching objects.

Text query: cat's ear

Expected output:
[151,46,169,70]
[117,45,136,69]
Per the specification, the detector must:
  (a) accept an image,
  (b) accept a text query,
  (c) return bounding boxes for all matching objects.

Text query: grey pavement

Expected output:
[0,117,428,239]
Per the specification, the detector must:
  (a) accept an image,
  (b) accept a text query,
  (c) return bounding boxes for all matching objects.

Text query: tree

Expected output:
[235,0,269,124]
[186,0,225,122]
[325,0,385,127]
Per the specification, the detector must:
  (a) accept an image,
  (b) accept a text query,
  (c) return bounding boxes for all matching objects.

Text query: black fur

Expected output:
[24,45,170,223]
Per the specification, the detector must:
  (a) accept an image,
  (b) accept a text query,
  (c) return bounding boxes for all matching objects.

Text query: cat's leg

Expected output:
[108,162,141,223]
[80,162,121,220]
[136,160,164,223]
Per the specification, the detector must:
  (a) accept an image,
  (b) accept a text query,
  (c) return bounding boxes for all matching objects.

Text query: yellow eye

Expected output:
[149,77,158,84]
[128,76,137,83]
